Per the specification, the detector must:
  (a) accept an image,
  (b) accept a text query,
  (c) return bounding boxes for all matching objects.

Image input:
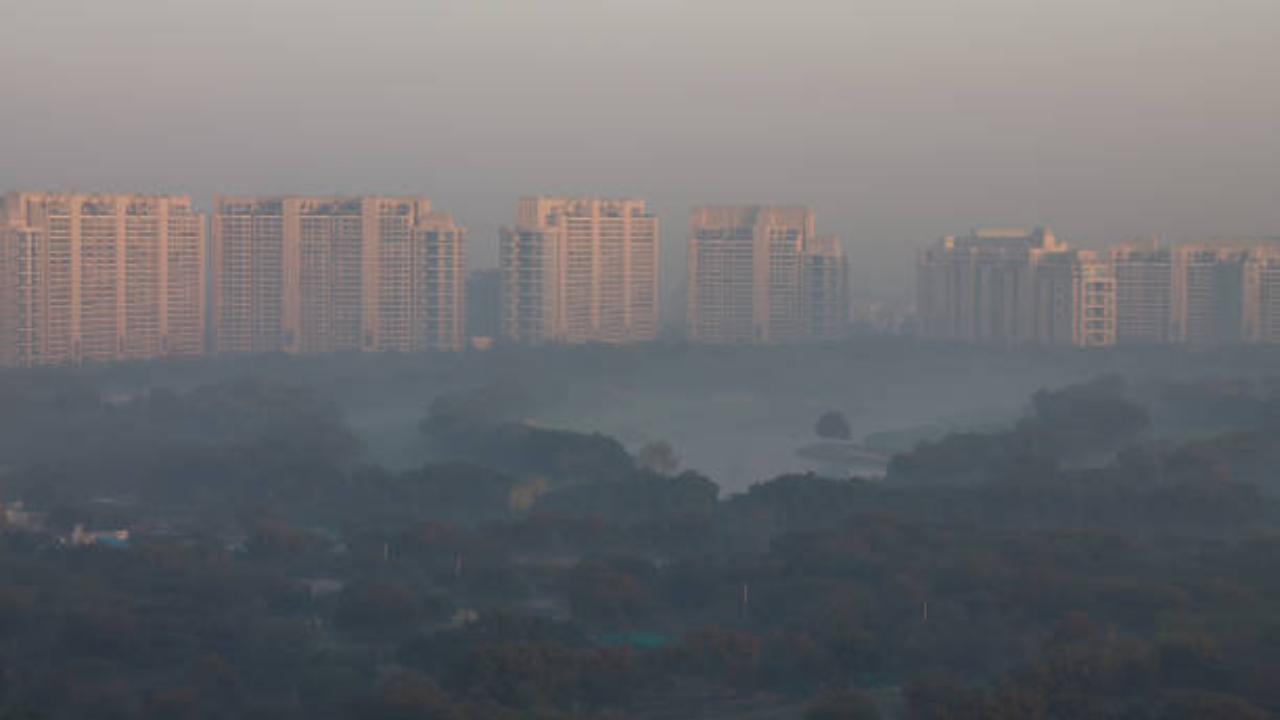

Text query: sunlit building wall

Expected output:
[500,197,659,345]
[211,196,466,354]
[686,205,817,344]
[1171,242,1254,347]
[1109,240,1173,345]
[801,235,849,341]
[1251,250,1280,345]
[0,192,205,367]
[916,227,1114,348]
[1072,251,1118,348]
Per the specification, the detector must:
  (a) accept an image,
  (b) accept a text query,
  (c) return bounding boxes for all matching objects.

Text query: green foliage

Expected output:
[816,411,853,441]
[805,689,880,720]
[4,367,1280,719]
[534,470,719,522]
[635,440,681,475]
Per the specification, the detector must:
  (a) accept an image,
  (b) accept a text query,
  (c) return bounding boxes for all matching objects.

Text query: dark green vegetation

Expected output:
[4,347,1280,719]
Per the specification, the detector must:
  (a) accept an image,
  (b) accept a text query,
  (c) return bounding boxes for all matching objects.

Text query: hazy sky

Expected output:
[3,0,1278,299]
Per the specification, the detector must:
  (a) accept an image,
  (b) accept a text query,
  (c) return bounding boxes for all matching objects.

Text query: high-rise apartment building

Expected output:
[801,235,849,342]
[1165,239,1280,347]
[0,192,205,367]
[917,227,1057,346]
[1109,240,1173,345]
[211,196,465,354]
[1024,247,1079,347]
[1249,247,1280,345]
[1171,242,1252,347]
[499,197,658,345]
[0,225,15,368]
[1072,251,1118,348]
[687,205,845,344]
[916,227,1115,348]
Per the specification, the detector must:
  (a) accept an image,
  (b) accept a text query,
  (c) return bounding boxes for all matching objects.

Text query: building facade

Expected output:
[211,196,465,354]
[499,197,659,345]
[1072,251,1118,348]
[0,192,206,367]
[1171,242,1252,347]
[801,235,850,342]
[916,227,1115,348]
[1110,241,1173,345]
[687,205,845,344]
[1166,239,1280,347]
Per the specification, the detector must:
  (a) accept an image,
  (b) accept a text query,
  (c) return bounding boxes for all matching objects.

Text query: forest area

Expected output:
[3,347,1280,719]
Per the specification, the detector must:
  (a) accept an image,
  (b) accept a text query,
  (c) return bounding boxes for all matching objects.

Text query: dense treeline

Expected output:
[3,363,1280,718]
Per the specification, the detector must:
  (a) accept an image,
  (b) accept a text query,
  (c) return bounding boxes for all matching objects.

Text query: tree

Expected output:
[816,412,852,441]
[335,579,423,634]
[1158,692,1269,720]
[636,441,680,475]
[806,689,880,720]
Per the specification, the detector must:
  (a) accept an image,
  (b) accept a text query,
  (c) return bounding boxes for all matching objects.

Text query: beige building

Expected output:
[916,227,1115,348]
[687,205,845,344]
[211,196,466,354]
[0,192,205,367]
[1109,240,1173,345]
[0,225,15,367]
[916,227,1058,346]
[801,235,850,342]
[1171,241,1253,347]
[499,197,659,345]
[1167,239,1280,347]
[1249,247,1280,345]
[1072,251,1118,348]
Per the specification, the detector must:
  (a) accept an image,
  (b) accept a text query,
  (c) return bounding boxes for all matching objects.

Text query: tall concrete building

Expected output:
[0,223,15,368]
[1171,242,1252,347]
[1072,251,1118,348]
[1249,246,1280,345]
[916,227,1115,348]
[687,205,845,344]
[499,197,659,345]
[211,196,465,354]
[1109,240,1173,344]
[801,235,850,342]
[1024,247,1080,347]
[1167,239,1280,347]
[0,192,205,367]
[916,227,1059,346]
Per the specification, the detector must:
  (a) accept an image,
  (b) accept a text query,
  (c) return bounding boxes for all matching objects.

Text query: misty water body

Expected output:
[323,343,1280,492]
[56,342,1280,493]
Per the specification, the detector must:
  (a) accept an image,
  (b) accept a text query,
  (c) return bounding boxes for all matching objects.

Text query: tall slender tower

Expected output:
[211,196,466,354]
[0,192,205,367]
[499,197,659,345]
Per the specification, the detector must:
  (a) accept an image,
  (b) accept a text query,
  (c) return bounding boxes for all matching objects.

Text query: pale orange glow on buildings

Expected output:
[211,196,466,354]
[0,192,205,366]
[687,205,847,344]
[500,197,658,345]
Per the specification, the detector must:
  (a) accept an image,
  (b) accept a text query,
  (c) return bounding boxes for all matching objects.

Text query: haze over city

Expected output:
[6,2,1280,720]
[4,0,1280,300]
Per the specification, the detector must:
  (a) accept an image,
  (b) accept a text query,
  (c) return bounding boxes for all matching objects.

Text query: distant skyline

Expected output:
[3,0,1279,302]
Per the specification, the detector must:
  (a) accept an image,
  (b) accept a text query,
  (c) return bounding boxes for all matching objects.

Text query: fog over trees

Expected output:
[4,343,1280,718]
